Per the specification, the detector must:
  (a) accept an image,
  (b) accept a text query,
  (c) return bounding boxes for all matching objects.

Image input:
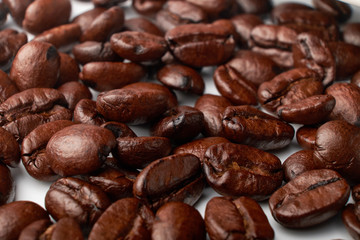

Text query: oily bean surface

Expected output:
[283,149,319,182]
[296,125,318,150]
[0,164,14,206]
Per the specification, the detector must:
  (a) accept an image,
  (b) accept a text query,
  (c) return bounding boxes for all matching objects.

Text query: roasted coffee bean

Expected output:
[165,21,236,67]
[21,120,74,181]
[155,1,208,32]
[313,0,352,22]
[205,196,274,240]
[101,121,136,138]
[283,149,319,182]
[0,70,18,103]
[325,82,360,126]
[271,2,313,23]
[0,29,27,71]
[10,41,60,91]
[352,70,360,88]
[313,120,360,184]
[96,82,177,125]
[342,203,360,240]
[343,23,360,47]
[46,124,116,176]
[269,169,350,228]
[203,142,283,201]
[80,6,124,43]
[173,137,230,163]
[0,127,20,168]
[73,99,107,126]
[152,202,206,240]
[231,14,263,47]
[57,81,92,110]
[214,65,257,105]
[0,163,14,205]
[2,0,33,26]
[151,106,204,143]
[157,64,204,95]
[22,0,71,34]
[88,165,139,201]
[222,105,294,150]
[195,94,232,137]
[296,125,318,150]
[353,184,360,203]
[258,68,322,113]
[89,198,154,240]
[293,33,336,86]
[226,50,280,87]
[92,0,126,8]
[72,7,106,33]
[124,17,163,36]
[237,0,272,15]
[33,23,82,49]
[0,201,49,240]
[73,41,119,65]
[277,94,335,125]
[56,53,80,87]
[113,136,171,169]
[133,153,204,210]
[110,31,167,62]
[132,0,166,15]
[185,0,234,19]
[45,177,111,227]
[80,61,146,92]
[18,219,52,240]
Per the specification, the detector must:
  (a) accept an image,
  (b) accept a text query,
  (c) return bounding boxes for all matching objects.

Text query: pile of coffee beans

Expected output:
[0,0,359,239]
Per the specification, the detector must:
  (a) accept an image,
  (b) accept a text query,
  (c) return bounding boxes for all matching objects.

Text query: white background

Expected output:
[8,0,360,239]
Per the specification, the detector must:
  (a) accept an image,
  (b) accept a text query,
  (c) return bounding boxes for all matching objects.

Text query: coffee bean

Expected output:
[132,0,166,15]
[283,149,319,182]
[237,0,273,15]
[185,0,234,20]
[342,203,360,240]
[124,17,163,36]
[296,125,318,150]
[92,0,126,8]
[231,13,263,47]
[73,99,107,126]
[0,127,20,167]
[2,0,33,26]
[0,163,14,205]
[73,41,119,65]
[72,7,106,33]
[343,23,360,47]
[56,52,80,87]
[100,121,137,138]
[313,0,352,22]
[57,81,92,110]
[0,29,27,71]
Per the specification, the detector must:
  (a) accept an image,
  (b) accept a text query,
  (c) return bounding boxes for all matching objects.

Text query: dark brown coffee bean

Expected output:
[237,0,272,15]
[92,0,126,8]
[214,65,257,105]
[157,64,204,95]
[173,137,230,163]
[313,0,352,22]
[352,70,360,88]
[22,0,71,34]
[152,202,206,240]
[100,121,136,138]
[226,50,280,87]
[73,99,107,126]
[133,153,204,210]
[18,219,52,240]
[296,125,318,150]
[155,1,208,32]
[325,82,360,126]
[283,149,319,182]
[165,21,236,67]
[110,31,167,62]
[0,70,18,104]
[205,196,274,240]
[96,82,177,125]
[21,120,74,181]
[80,6,125,43]
[258,68,323,113]
[56,53,80,87]
[72,7,106,33]
[269,169,350,228]
[113,136,171,169]
[73,41,119,65]
[57,81,92,110]
[343,23,360,48]
[80,61,146,92]
[0,163,14,205]
[293,33,336,86]
[271,2,313,23]
[231,14,263,47]
[353,184,360,202]
[277,94,335,125]
[313,120,360,184]
[185,0,234,19]
[222,105,294,150]
[151,106,204,143]
[124,17,163,36]
[203,142,283,200]
[45,177,111,227]
[10,41,60,91]
[32,23,82,49]
[0,201,49,240]
[89,198,154,240]
[46,124,116,176]
[0,127,19,168]
[342,203,360,240]
[0,29,27,71]
[2,0,33,26]
[132,0,166,15]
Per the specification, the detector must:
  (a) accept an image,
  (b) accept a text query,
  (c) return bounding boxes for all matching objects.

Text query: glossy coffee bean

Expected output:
[56,52,80,87]
[96,82,177,125]
[72,41,119,65]
[296,125,318,150]
[18,219,52,240]
[73,99,107,126]
[222,105,294,150]
[22,0,71,34]
[101,121,136,138]
[271,2,313,24]
[46,124,116,176]
[343,23,360,47]
[89,198,154,240]
[21,120,74,181]
[0,163,14,205]
[283,149,319,182]
[72,7,106,33]
[57,81,92,110]
[133,153,204,210]
[269,169,350,228]
[342,203,360,240]
[203,142,283,201]
[0,70,18,103]
[0,201,49,240]
[312,0,352,22]
[205,196,274,240]
[0,29,27,71]
[237,0,272,15]
[2,0,33,26]
[45,177,111,226]
[185,0,234,19]
[124,17,163,36]
[231,13,263,47]
[0,127,20,167]
[92,0,126,8]
[132,0,166,15]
